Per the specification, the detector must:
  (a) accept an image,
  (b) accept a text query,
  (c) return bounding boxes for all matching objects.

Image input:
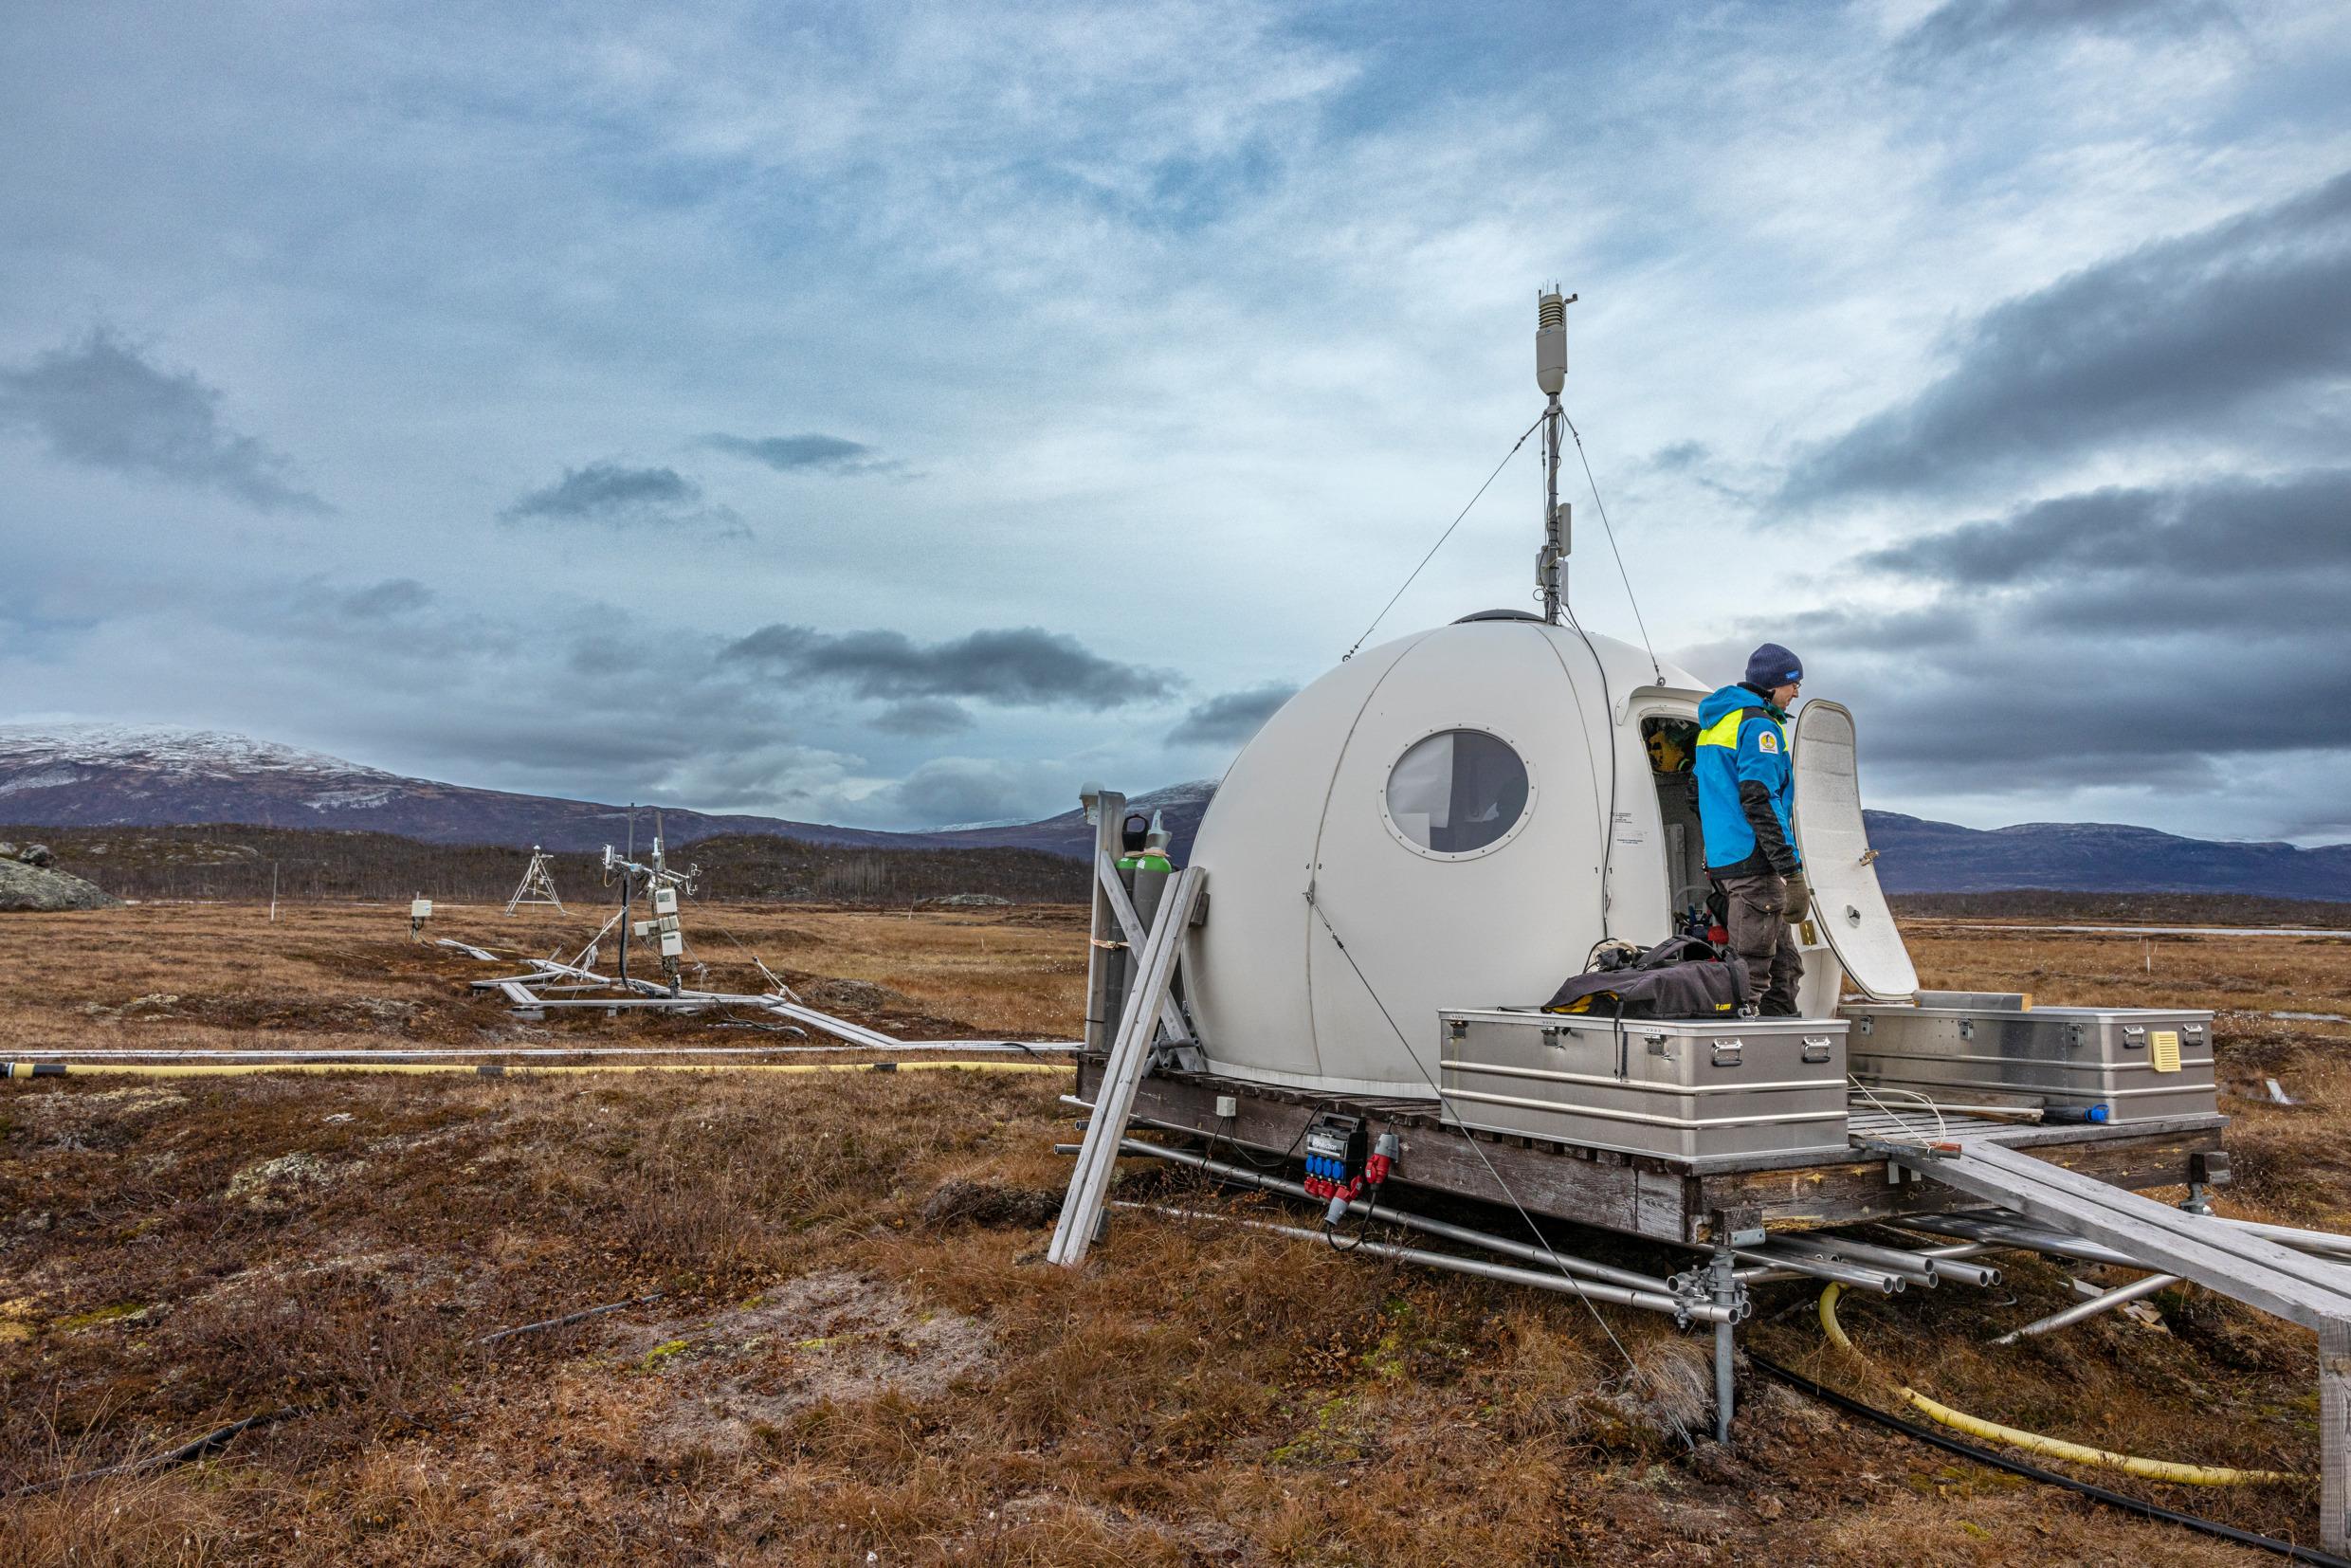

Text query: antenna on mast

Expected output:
[1535,287,1577,623]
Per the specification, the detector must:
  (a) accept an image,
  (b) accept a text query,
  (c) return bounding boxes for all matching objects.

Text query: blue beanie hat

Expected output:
[1744,643,1803,689]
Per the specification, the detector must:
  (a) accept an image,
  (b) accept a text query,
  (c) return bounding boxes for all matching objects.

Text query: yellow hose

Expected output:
[1816,1282,2299,1487]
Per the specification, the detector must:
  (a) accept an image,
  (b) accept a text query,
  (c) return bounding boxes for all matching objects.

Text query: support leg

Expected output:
[2324,1317,2351,1556]
[1991,1272,2178,1346]
[1712,1247,1738,1444]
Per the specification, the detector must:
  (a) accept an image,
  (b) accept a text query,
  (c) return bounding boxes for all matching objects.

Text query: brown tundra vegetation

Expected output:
[2,898,2349,1564]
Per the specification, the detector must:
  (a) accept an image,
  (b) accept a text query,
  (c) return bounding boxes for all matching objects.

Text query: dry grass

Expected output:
[1,904,2346,1563]
[0,900,1089,1058]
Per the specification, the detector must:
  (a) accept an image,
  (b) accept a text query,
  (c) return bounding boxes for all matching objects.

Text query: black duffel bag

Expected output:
[1540,936,1749,1019]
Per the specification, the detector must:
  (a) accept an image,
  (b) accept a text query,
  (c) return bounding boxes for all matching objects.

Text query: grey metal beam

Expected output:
[1049,867,1206,1267]
[1110,1202,1737,1324]
[1991,1271,2178,1346]
[1095,849,1195,1046]
[1893,1213,2150,1272]
[1070,1135,1679,1295]
[1814,1231,2002,1287]
[1732,1245,1906,1294]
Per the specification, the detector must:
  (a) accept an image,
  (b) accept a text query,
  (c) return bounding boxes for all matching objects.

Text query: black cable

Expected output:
[1750,1354,2346,1568]
[1323,1179,1383,1252]
[1207,1100,1324,1173]
[1557,603,1621,942]
[1342,411,1545,662]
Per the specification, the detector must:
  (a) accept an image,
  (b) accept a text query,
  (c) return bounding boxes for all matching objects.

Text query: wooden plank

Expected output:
[1910,1141,2351,1332]
[1049,868,1205,1267]
[764,1002,901,1052]
[1702,1128,2222,1232]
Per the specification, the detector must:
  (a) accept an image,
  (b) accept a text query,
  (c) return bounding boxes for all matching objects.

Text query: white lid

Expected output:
[1791,700,1919,1002]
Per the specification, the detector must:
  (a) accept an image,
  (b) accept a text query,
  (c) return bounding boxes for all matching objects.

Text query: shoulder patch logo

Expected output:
[1757,730,1779,754]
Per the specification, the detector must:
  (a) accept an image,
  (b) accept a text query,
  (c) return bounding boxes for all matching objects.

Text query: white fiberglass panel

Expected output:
[1791,700,1918,1002]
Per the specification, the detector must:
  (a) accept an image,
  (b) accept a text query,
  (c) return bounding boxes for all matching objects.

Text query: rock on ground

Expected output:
[0,857,120,912]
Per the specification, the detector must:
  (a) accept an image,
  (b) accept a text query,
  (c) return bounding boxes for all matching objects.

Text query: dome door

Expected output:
[1791,700,1919,1002]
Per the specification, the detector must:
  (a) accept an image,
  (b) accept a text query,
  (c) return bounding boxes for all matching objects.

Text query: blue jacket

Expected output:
[1695,683,1800,878]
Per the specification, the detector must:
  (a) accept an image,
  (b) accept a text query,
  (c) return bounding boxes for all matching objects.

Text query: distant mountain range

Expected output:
[1861,812,2351,900]
[0,724,1212,861]
[2,725,2344,900]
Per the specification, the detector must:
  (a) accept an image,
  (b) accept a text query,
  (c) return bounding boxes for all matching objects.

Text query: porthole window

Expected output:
[1384,729,1531,856]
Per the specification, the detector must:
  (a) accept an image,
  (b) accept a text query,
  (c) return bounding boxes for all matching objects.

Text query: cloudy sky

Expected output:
[3,0,2346,841]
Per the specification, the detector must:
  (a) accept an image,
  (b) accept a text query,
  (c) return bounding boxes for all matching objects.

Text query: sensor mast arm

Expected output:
[1535,289,1576,624]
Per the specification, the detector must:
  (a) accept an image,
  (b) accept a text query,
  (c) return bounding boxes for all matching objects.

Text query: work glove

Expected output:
[1782,871,1811,925]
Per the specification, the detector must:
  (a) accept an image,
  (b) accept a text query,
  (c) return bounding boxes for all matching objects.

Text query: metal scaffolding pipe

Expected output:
[1733,1246,1907,1294]
[2214,1215,2351,1263]
[1893,1213,2147,1272]
[1992,1271,2181,1346]
[1814,1232,2003,1287]
[1109,1203,1738,1324]
[1775,1240,1939,1288]
[1073,1135,1680,1296]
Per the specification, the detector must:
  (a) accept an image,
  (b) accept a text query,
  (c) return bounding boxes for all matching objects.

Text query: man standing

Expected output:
[1695,644,1810,1016]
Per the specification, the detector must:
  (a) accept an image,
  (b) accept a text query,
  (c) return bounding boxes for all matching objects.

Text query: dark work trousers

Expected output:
[1719,870,1805,1017]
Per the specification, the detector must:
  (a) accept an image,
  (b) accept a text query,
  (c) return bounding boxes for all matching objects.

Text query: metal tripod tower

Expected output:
[504,847,564,915]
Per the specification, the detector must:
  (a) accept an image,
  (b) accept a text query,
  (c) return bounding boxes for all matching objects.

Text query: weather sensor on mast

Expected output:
[1535,286,1576,624]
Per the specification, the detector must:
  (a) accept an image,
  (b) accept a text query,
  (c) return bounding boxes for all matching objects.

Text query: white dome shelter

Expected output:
[1180,614,1894,1098]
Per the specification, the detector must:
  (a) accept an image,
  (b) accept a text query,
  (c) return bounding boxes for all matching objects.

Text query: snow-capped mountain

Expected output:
[0,723,905,852]
[0,725,396,782]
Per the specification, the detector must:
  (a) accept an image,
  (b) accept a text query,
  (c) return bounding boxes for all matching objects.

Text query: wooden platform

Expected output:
[1077,1059,2229,1248]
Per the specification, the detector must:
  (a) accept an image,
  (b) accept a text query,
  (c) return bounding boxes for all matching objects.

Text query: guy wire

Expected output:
[1563,410,1663,685]
[1341,410,1545,662]
[1302,884,1701,1451]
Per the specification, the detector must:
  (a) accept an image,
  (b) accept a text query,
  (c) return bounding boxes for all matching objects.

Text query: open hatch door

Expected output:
[1792,700,1919,1002]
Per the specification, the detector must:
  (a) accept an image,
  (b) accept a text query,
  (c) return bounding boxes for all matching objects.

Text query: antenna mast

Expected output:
[1535,287,1576,623]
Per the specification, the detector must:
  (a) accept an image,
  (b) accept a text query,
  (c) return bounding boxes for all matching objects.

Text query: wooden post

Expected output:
[2324,1318,2351,1555]
[1082,792,1126,1058]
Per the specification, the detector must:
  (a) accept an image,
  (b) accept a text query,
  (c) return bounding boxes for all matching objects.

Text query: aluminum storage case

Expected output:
[1842,999,2217,1124]
[1437,1008,1850,1165]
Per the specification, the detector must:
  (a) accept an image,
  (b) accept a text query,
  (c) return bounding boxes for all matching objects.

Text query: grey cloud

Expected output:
[1899,0,2237,62]
[1717,467,2351,793]
[870,698,974,738]
[501,463,748,538]
[721,623,1178,709]
[702,432,903,477]
[0,330,330,514]
[1782,170,2351,504]
[1166,682,1297,746]
[1866,469,2351,586]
